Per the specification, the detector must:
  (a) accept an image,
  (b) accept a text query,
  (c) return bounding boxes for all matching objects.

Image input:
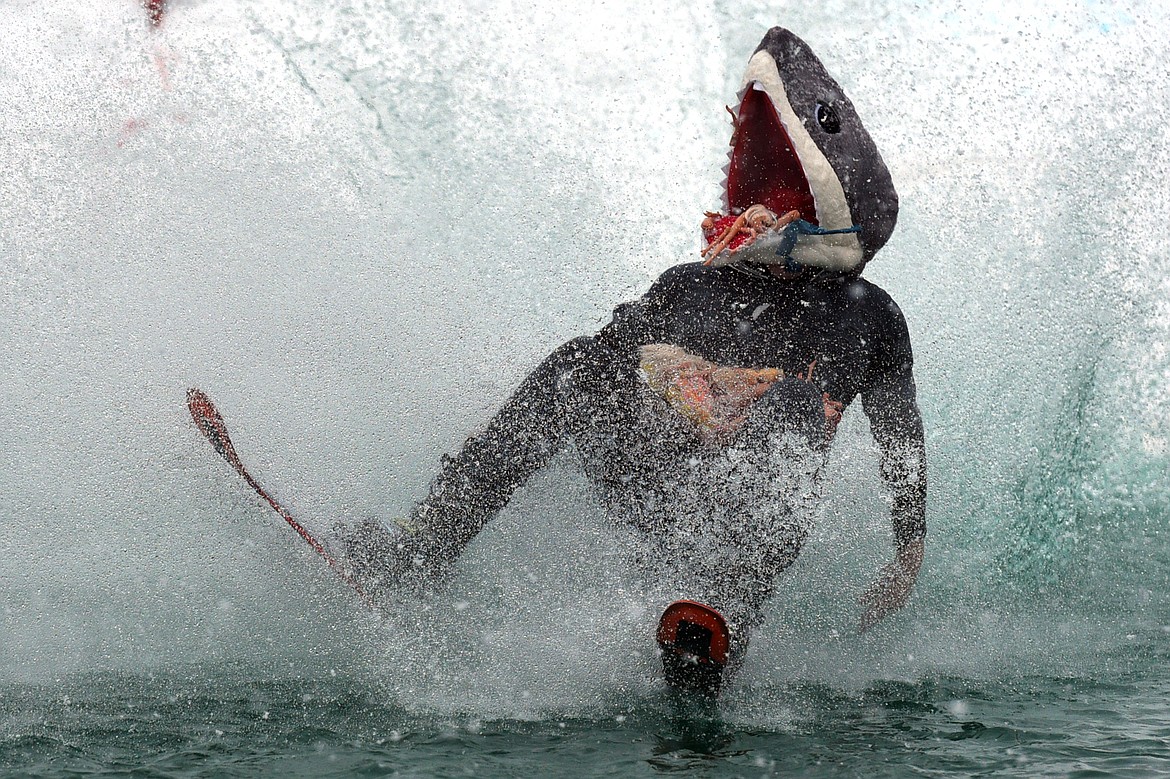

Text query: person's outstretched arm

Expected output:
[858,299,927,633]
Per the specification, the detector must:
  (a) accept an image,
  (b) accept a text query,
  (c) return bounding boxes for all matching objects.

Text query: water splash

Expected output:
[2,1,1169,710]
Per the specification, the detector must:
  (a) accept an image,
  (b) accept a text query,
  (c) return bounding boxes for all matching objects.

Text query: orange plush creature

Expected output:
[639,344,844,444]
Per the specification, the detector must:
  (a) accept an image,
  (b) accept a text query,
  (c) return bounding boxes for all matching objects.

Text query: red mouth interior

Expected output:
[726,85,817,225]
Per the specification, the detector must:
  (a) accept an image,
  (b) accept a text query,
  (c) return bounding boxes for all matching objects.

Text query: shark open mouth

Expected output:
[700,82,824,266]
[699,28,893,272]
[726,83,816,225]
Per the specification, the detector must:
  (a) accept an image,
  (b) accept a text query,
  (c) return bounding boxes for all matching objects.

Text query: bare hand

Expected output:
[859,539,923,633]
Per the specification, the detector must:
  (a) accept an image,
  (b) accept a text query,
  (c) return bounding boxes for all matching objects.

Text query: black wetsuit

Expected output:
[598,263,928,546]
[357,262,926,636]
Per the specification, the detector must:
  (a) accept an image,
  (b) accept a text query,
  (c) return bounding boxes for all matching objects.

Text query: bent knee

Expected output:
[547,335,614,366]
[541,336,626,391]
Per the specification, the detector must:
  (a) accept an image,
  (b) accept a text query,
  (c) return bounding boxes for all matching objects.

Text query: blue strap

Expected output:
[776,219,861,271]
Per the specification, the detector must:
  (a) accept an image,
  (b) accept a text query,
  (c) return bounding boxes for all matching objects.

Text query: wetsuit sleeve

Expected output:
[860,299,927,545]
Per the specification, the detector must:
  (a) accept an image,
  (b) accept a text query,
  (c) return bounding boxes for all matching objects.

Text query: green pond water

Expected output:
[5,650,1170,778]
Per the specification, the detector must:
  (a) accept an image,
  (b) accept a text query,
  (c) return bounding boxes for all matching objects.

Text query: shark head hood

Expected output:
[714,27,898,272]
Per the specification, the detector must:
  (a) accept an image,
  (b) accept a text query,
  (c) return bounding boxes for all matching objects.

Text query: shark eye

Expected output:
[815,102,841,134]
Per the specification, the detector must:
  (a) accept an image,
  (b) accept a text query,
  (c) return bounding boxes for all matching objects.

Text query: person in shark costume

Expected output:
[341,27,925,666]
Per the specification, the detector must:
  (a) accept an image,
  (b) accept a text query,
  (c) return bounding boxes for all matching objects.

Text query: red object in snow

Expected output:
[144,0,166,26]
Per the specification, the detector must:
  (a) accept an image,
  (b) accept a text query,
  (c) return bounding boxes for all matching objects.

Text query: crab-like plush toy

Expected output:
[699,29,898,272]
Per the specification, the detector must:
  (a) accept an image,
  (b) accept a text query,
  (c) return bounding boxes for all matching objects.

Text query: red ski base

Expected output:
[656,600,730,697]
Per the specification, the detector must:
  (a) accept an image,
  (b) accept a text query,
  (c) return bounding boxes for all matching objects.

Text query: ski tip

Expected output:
[657,600,730,697]
[144,0,166,27]
[186,387,218,423]
[657,600,730,666]
[186,387,236,463]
